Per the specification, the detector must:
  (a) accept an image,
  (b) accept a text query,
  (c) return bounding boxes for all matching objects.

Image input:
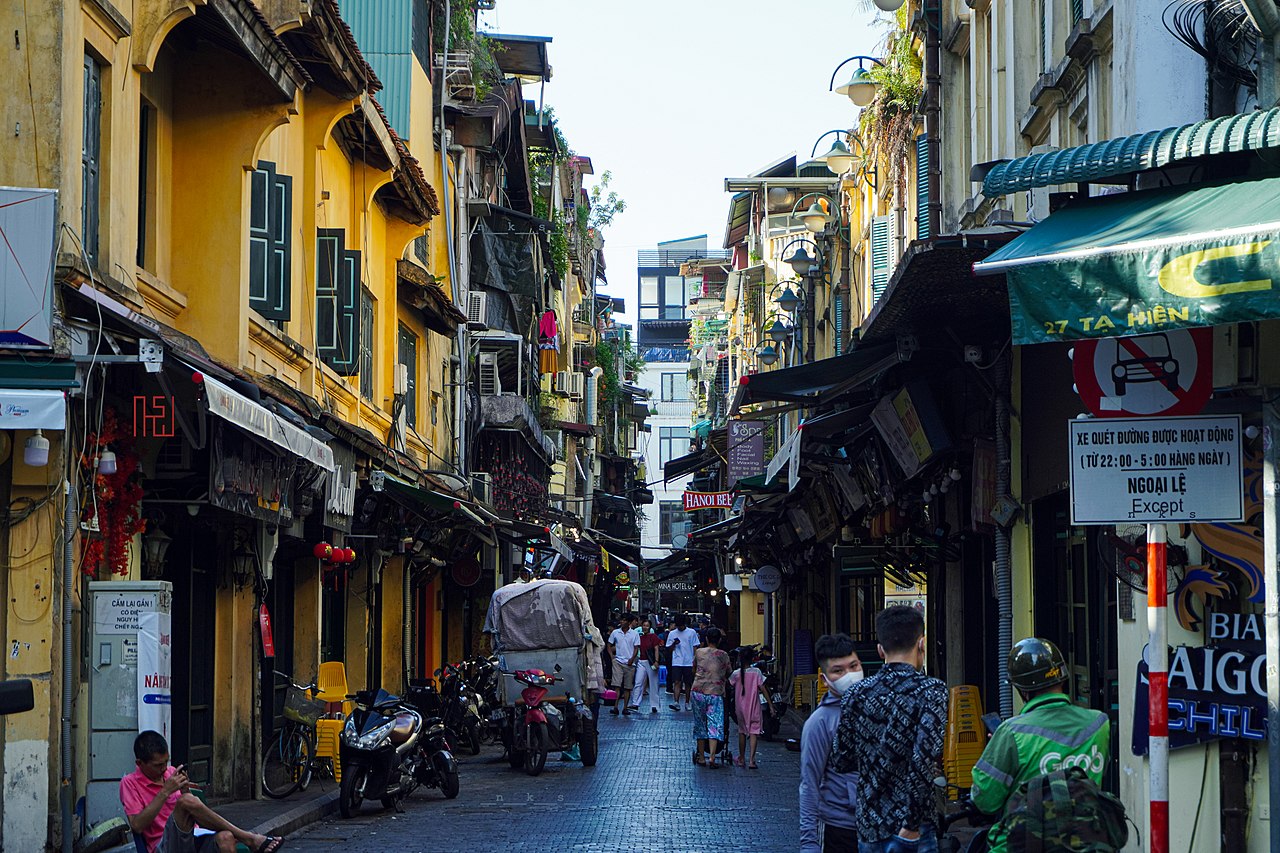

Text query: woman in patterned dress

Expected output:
[690,627,730,767]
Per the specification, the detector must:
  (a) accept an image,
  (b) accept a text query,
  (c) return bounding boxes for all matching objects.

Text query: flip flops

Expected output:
[256,838,285,853]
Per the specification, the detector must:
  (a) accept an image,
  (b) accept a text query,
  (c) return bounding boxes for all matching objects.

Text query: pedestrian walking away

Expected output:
[691,627,731,768]
[799,633,863,853]
[729,646,773,769]
[608,613,640,716]
[121,730,286,853]
[831,606,947,852]
[969,638,1122,853]
[666,613,701,711]
[630,616,663,713]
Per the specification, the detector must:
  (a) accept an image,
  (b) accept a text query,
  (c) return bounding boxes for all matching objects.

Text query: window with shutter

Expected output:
[915,135,930,241]
[249,161,292,321]
[316,229,361,375]
[1071,0,1083,24]
[834,290,846,356]
[399,324,418,429]
[870,215,893,304]
[82,55,102,265]
[359,289,375,401]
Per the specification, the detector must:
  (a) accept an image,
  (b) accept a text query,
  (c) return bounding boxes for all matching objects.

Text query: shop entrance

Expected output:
[261,557,296,736]
[1031,491,1119,790]
[170,522,217,788]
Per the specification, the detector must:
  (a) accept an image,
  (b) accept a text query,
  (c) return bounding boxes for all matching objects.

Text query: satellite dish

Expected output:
[672,533,689,549]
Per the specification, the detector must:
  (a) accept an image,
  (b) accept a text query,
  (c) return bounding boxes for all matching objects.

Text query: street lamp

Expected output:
[782,243,818,277]
[758,344,779,366]
[776,286,801,314]
[789,193,836,234]
[809,129,856,176]
[829,56,884,108]
[873,0,905,9]
[768,318,792,343]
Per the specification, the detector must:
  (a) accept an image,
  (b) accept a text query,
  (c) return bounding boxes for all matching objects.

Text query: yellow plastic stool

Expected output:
[314,718,344,783]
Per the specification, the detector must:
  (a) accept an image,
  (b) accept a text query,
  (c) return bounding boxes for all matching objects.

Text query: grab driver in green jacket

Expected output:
[969,638,1112,853]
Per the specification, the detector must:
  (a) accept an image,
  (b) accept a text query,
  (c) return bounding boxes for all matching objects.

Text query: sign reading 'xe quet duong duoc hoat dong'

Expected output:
[1068,415,1244,525]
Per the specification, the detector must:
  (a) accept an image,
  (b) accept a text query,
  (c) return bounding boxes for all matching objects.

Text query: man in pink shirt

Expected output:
[120,730,285,853]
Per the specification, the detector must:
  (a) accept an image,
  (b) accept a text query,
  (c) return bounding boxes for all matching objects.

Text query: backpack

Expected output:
[1003,766,1129,852]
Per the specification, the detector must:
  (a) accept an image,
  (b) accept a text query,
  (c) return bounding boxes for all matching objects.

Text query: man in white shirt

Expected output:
[664,613,701,711]
[608,614,640,716]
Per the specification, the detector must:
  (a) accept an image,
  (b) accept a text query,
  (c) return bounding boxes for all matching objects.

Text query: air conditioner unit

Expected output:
[478,352,502,396]
[569,372,585,401]
[553,371,572,397]
[394,363,409,395]
[471,472,492,504]
[466,292,488,329]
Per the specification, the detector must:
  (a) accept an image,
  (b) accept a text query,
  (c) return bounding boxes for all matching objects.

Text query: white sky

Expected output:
[477,1,886,323]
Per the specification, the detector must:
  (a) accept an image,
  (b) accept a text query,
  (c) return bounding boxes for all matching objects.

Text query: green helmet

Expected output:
[1007,637,1068,691]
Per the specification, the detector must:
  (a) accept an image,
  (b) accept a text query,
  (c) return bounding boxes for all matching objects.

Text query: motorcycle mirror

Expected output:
[933,776,948,788]
[434,668,442,677]
[554,664,562,673]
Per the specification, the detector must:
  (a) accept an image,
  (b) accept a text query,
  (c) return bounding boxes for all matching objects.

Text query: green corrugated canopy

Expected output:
[982,107,1280,196]
[973,175,1280,344]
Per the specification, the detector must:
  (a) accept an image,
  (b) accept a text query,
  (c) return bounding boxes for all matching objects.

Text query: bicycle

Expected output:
[260,671,332,799]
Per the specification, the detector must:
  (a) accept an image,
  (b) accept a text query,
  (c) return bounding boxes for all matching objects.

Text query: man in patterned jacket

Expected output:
[830,606,948,852]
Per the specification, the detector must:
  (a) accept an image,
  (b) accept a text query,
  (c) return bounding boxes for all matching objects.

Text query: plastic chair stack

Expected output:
[313,661,350,782]
[943,685,985,790]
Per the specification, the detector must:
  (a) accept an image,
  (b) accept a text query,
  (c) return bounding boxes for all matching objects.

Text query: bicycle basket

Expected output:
[283,685,325,726]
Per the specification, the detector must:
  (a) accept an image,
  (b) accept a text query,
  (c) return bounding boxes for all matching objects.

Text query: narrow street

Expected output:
[289,708,800,851]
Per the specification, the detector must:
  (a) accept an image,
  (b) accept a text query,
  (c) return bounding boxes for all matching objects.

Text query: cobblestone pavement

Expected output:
[287,703,801,851]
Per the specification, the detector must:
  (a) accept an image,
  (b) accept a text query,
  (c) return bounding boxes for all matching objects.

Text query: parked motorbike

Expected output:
[461,655,503,744]
[338,687,459,817]
[436,663,484,755]
[498,667,597,776]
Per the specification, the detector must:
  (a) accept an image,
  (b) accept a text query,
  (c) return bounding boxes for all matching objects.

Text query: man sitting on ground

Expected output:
[121,730,285,853]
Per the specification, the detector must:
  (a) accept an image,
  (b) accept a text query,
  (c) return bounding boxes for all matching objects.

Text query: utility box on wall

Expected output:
[86,581,172,827]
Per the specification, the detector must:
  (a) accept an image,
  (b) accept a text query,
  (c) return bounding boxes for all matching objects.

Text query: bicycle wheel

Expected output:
[261,723,314,798]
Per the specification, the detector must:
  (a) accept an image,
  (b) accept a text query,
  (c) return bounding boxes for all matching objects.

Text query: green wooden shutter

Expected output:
[316,229,361,375]
[871,215,892,303]
[1071,0,1083,24]
[833,290,846,356]
[915,135,930,241]
[82,55,102,264]
[249,161,292,321]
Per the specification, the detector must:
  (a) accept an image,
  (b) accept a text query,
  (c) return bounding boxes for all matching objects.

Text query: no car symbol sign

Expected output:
[1071,329,1213,418]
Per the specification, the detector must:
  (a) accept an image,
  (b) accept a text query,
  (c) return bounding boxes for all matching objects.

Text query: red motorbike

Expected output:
[498,667,597,776]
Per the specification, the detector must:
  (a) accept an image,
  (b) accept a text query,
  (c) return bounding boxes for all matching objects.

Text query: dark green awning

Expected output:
[974,176,1280,345]
[373,472,488,529]
[982,107,1280,196]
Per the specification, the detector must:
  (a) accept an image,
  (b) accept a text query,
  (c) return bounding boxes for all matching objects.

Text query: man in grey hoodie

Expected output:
[800,633,863,853]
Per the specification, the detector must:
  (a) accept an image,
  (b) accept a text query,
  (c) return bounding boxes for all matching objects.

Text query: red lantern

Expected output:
[343,547,357,563]
[313,542,333,561]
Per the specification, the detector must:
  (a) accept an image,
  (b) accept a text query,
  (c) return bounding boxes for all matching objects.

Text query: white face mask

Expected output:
[826,670,864,696]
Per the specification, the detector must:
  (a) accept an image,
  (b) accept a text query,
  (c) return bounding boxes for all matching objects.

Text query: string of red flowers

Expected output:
[81,408,147,577]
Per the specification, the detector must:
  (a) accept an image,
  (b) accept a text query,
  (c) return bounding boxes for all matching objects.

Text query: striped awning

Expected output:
[982,107,1280,196]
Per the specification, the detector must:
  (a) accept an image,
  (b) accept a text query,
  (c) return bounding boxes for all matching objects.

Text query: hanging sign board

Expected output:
[1072,330,1213,418]
[1068,415,1243,524]
[727,420,765,484]
[752,565,782,593]
[682,491,734,511]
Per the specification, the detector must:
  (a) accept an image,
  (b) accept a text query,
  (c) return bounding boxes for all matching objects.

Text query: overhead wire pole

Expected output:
[1147,523,1168,853]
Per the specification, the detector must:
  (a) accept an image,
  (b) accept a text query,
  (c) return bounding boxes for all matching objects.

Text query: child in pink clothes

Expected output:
[729,647,775,769]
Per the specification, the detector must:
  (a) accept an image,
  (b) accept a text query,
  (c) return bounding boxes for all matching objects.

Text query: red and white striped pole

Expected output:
[1147,522,1168,853]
